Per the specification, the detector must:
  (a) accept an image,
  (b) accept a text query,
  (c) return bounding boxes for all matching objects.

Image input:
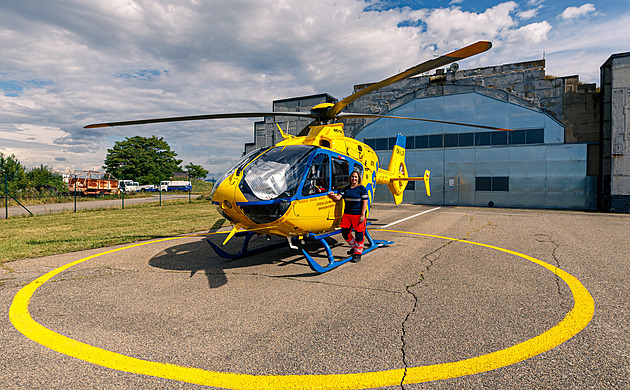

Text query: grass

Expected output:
[0,199,226,265]
[0,178,215,207]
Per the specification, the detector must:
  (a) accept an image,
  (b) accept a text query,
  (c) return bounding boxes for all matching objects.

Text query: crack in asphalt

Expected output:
[400,273,423,388]
[399,220,493,389]
[535,234,566,300]
[399,242,449,389]
[396,226,569,388]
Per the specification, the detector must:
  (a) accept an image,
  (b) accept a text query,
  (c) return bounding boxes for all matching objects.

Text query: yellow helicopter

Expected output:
[86,41,506,272]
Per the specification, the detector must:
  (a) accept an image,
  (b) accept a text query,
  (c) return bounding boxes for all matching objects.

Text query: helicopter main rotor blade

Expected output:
[84,111,317,128]
[336,112,512,131]
[324,41,492,120]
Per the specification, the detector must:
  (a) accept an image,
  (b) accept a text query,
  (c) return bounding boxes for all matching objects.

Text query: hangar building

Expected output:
[244,52,630,212]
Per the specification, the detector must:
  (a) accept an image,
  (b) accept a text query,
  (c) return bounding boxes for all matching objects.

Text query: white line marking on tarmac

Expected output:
[381,207,441,229]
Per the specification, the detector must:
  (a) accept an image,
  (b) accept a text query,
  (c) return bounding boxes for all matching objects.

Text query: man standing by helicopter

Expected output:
[328,170,369,263]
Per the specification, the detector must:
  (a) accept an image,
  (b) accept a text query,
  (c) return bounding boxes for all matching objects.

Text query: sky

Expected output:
[0,0,628,179]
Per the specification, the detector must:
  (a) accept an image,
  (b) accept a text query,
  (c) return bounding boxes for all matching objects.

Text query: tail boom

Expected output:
[376,134,431,204]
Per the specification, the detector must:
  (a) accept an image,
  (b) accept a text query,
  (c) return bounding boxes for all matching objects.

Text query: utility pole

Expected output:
[4,172,8,219]
[121,174,125,210]
[74,175,77,213]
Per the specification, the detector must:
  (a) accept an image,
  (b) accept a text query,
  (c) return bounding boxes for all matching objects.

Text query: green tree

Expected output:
[0,152,27,193]
[26,165,66,193]
[103,135,183,184]
[184,162,209,180]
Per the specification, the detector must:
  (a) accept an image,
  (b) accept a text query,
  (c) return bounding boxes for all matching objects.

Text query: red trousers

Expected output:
[340,214,365,254]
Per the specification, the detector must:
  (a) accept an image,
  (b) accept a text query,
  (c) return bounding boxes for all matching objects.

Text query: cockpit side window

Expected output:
[302,153,330,196]
[332,157,350,190]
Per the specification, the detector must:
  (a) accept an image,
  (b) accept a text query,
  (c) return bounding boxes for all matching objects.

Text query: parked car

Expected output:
[159,180,192,191]
[118,180,140,194]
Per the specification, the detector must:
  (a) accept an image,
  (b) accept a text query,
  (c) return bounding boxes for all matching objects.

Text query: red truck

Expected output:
[67,171,119,196]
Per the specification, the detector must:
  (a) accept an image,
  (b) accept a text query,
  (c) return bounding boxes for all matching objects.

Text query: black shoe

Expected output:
[347,248,355,255]
[352,254,361,263]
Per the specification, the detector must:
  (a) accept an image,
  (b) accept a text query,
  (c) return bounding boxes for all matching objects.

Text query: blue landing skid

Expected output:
[302,228,394,273]
[206,231,287,260]
[206,227,394,274]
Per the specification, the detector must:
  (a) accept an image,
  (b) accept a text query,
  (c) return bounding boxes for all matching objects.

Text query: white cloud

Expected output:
[517,7,540,20]
[559,4,596,20]
[541,13,630,83]
[506,21,552,43]
[0,0,627,175]
[422,2,519,43]
[0,124,66,144]
[0,0,438,173]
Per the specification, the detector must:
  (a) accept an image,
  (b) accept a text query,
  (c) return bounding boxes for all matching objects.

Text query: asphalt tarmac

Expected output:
[1,204,628,389]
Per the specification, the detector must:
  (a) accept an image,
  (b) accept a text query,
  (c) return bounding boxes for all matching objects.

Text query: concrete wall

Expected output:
[601,52,630,211]
[343,60,599,144]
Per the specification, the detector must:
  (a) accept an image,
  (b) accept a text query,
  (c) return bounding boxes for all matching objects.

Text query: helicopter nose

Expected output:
[211,178,232,203]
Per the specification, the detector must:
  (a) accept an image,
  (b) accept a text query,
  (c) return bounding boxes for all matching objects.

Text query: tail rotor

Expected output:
[375,134,430,205]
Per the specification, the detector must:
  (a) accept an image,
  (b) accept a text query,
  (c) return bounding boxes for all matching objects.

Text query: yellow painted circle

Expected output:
[10,230,594,389]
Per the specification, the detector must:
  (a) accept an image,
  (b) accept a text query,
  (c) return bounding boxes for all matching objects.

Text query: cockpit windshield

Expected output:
[211,147,267,198]
[239,145,316,201]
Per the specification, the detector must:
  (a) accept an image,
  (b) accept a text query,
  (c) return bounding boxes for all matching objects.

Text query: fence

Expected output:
[2,173,209,220]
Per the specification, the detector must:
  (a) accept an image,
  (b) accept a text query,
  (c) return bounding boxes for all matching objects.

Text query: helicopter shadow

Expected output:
[148,233,348,288]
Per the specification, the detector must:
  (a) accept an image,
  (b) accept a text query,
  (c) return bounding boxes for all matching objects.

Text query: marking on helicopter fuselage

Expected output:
[10,230,593,389]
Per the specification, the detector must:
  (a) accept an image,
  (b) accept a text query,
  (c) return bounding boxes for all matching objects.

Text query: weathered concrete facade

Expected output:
[343,60,599,146]
[600,52,630,212]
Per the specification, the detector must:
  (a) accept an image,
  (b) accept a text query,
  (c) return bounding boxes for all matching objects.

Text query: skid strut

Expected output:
[301,228,393,273]
[206,231,287,260]
[207,227,394,273]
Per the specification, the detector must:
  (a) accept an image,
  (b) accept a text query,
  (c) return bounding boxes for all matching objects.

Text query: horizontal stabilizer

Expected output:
[390,170,431,196]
